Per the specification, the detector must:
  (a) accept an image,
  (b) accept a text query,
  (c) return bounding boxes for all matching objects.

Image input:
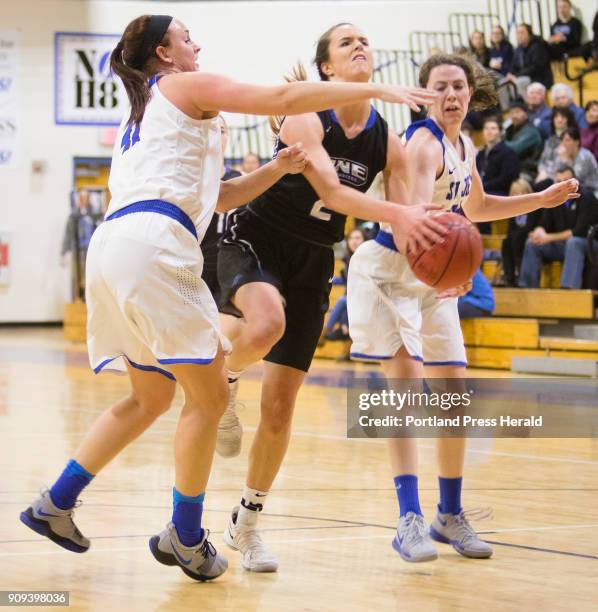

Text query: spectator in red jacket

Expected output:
[581,100,598,161]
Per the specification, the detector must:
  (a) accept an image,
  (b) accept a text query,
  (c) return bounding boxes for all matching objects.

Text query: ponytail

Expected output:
[269,62,309,136]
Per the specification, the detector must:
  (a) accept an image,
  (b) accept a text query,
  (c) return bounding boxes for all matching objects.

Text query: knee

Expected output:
[246,316,285,353]
[132,390,174,421]
[565,236,585,255]
[261,396,295,436]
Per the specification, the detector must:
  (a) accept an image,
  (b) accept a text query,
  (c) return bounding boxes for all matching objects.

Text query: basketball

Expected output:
[406,212,483,292]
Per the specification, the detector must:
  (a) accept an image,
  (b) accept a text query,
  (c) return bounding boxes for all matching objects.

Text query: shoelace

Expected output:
[235,527,271,559]
[402,514,428,546]
[197,531,217,559]
[219,402,242,428]
[453,507,493,544]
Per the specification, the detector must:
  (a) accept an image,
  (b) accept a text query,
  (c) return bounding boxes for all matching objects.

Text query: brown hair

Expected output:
[418,53,498,112]
[270,23,353,136]
[110,15,171,126]
[509,178,533,196]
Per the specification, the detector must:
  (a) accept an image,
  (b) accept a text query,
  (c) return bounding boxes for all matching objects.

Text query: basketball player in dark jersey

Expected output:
[214,23,446,572]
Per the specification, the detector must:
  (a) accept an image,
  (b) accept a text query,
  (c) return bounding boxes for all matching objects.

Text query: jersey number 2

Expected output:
[310,200,332,222]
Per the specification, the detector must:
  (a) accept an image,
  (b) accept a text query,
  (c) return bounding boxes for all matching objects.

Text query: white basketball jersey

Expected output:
[106,77,221,240]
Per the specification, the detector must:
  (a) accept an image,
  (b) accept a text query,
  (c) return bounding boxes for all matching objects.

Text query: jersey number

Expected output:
[310,200,332,222]
[446,176,471,201]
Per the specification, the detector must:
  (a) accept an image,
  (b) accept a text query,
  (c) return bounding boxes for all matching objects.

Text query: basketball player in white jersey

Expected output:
[18,15,445,582]
[348,54,578,563]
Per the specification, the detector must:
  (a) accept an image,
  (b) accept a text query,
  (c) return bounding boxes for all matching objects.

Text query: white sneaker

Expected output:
[216,379,242,458]
[223,506,278,572]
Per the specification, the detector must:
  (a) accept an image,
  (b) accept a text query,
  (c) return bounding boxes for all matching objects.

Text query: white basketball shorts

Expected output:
[347,232,467,366]
[86,201,228,380]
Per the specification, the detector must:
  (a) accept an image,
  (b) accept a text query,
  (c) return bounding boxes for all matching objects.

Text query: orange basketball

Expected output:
[406,212,483,292]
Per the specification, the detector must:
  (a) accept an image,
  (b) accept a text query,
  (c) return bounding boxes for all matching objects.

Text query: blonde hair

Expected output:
[509,178,532,196]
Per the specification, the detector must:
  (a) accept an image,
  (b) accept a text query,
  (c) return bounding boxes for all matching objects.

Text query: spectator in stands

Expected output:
[504,99,543,180]
[526,82,552,133]
[535,107,579,183]
[476,117,521,235]
[519,166,597,288]
[469,31,490,68]
[581,11,598,64]
[548,0,583,60]
[241,151,261,173]
[322,228,365,341]
[489,24,514,76]
[507,23,553,97]
[539,84,587,137]
[581,100,598,161]
[557,127,598,190]
[458,269,495,319]
[501,179,543,286]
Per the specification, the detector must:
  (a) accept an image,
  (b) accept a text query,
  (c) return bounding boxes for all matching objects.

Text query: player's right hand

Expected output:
[391,203,446,253]
[376,85,438,112]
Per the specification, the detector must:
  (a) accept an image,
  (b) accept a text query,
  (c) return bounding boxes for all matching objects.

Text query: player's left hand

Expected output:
[541,178,580,208]
[435,281,472,300]
[276,142,308,175]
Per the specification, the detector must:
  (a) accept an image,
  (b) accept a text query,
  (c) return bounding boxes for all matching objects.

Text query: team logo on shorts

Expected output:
[330,157,368,187]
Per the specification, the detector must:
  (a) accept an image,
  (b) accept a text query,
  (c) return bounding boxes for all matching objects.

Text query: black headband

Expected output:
[143,15,173,50]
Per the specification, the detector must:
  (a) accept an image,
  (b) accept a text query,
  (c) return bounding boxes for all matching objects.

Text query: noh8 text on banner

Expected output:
[55,32,125,126]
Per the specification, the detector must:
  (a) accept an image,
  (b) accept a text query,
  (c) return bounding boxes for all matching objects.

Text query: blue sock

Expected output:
[172,488,205,546]
[438,477,463,515]
[394,474,422,517]
[49,459,95,510]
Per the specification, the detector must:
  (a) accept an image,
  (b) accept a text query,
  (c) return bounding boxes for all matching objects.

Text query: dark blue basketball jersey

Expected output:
[248,107,388,246]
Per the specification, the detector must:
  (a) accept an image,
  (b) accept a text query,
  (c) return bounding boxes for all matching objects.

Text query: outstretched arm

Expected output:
[162,72,437,118]
[215,143,307,212]
[462,166,579,222]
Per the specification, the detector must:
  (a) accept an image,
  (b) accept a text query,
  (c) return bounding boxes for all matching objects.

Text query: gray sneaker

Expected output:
[392,512,438,562]
[430,509,493,558]
[216,380,242,458]
[149,523,228,581]
[19,489,90,553]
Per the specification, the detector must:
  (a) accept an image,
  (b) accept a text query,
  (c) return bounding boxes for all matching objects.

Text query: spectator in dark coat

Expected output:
[504,99,544,180]
[507,23,554,95]
[469,31,490,67]
[519,166,598,288]
[581,100,598,162]
[501,179,543,286]
[548,0,583,60]
[489,24,514,75]
[477,117,521,195]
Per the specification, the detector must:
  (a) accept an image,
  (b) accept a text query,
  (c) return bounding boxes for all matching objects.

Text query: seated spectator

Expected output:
[458,269,496,319]
[548,0,583,60]
[241,151,261,173]
[501,179,543,286]
[581,100,598,161]
[539,83,587,137]
[507,23,553,97]
[535,107,579,182]
[504,99,543,180]
[469,31,490,67]
[581,10,598,63]
[476,117,521,234]
[526,82,552,133]
[489,24,514,76]
[557,127,598,191]
[519,166,598,287]
[323,228,365,341]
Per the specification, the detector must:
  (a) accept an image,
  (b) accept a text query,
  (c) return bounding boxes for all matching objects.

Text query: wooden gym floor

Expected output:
[0,328,597,611]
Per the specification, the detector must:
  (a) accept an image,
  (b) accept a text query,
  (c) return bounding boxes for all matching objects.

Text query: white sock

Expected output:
[237,485,268,526]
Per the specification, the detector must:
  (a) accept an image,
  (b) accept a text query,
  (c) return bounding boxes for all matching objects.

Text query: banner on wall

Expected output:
[0,29,21,170]
[0,232,10,285]
[55,32,125,126]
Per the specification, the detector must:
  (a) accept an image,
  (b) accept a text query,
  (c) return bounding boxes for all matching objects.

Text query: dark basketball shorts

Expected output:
[217,208,334,372]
